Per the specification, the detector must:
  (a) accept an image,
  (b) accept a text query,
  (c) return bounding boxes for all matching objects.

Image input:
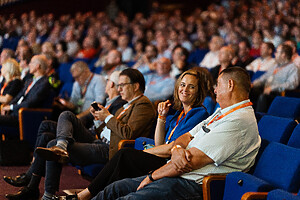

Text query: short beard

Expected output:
[103,63,117,71]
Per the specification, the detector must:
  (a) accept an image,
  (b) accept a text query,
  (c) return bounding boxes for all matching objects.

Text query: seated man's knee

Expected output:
[58,111,76,121]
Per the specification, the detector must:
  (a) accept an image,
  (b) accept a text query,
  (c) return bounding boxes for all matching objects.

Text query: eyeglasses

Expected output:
[117,83,132,88]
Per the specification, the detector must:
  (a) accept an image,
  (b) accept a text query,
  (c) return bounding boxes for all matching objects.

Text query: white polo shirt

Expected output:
[180,100,261,184]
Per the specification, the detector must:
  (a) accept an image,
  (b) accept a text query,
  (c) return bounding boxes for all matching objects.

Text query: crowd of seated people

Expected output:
[0,0,299,199]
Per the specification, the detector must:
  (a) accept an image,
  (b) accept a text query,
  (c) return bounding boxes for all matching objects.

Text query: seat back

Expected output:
[267,189,300,200]
[253,142,300,192]
[267,96,300,119]
[251,71,266,82]
[287,124,300,148]
[57,62,74,84]
[258,115,297,144]
[134,137,155,150]
[18,108,53,150]
[223,142,300,200]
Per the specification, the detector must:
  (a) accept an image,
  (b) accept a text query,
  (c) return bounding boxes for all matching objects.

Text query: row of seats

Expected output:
[202,113,300,200]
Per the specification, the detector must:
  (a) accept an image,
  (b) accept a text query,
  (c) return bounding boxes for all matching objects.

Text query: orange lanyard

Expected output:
[273,63,288,75]
[0,83,8,95]
[206,102,253,127]
[166,108,192,143]
[25,81,33,95]
[106,104,111,110]
[81,74,94,98]
[116,105,132,119]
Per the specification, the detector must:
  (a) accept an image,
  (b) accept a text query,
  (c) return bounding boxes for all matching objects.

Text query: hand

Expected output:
[157,100,172,117]
[263,87,272,95]
[137,176,152,191]
[171,147,193,173]
[91,104,111,121]
[149,61,157,71]
[58,98,67,106]
[1,105,11,115]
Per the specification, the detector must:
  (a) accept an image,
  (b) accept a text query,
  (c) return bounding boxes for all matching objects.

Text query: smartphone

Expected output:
[91,102,101,111]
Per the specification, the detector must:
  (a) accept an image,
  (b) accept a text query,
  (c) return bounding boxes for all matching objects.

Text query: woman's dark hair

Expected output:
[57,40,68,52]
[120,68,145,93]
[192,67,216,102]
[173,69,206,110]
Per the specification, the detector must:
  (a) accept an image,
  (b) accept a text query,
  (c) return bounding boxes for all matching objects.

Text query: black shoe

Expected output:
[3,173,31,187]
[35,146,69,164]
[5,186,39,200]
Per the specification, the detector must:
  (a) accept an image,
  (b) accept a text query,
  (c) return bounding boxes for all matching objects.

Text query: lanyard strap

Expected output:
[117,104,132,119]
[207,102,253,126]
[25,81,33,95]
[81,74,94,98]
[0,82,8,95]
[166,108,192,143]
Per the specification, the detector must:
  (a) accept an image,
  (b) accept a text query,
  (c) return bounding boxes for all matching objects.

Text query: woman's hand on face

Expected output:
[157,100,172,117]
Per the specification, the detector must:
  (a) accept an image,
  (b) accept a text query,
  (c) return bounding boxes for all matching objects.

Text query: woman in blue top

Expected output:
[155,69,209,146]
[60,69,210,200]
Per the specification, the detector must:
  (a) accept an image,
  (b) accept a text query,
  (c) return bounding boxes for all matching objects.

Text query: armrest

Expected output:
[18,107,52,148]
[118,139,135,150]
[241,192,268,200]
[202,174,227,200]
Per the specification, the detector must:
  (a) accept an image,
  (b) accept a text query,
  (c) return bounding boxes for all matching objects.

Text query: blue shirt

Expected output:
[144,73,175,102]
[165,106,209,143]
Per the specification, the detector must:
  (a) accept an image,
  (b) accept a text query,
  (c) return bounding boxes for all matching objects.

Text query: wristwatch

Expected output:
[148,170,155,182]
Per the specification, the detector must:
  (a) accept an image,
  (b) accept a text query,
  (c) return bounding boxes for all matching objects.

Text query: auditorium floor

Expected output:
[0,165,90,199]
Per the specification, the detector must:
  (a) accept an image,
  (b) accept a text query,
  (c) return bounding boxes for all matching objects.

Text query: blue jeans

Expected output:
[91,175,203,200]
[44,111,109,194]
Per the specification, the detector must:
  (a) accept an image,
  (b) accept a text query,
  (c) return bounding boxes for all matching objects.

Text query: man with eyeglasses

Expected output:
[52,61,106,121]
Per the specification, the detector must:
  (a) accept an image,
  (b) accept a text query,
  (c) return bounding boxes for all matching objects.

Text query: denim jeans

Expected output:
[91,175,203,200]
[44,111,109,194]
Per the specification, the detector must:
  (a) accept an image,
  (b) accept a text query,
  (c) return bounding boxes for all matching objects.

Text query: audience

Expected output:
[53,61,106,119]
[56,69,210,200]
[133,44,158,73]
[100,49,127,78]
[233,39,254,69]
[0,55,51,129]
[89,67,261,200]
[4,70,127,200]
[210,46,235,85]
[170,45,190,79]
[246,42,276,73]
[199,35,224,69]
[0,1,300,198]
[117,34,134,63]
[0,58,23,105]
[252,44,300,112]
[143,57,175,103]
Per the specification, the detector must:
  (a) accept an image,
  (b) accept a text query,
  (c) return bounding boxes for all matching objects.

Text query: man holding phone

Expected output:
[5,69,156,200]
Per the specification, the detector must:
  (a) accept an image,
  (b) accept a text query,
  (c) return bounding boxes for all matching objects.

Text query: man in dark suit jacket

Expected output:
[0,54,51,128]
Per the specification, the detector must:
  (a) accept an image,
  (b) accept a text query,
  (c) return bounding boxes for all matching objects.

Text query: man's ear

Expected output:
[110,81,115,88]
[228,79,234,91]
[133,82,140,92]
